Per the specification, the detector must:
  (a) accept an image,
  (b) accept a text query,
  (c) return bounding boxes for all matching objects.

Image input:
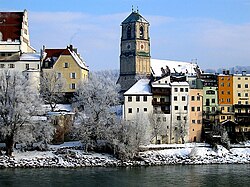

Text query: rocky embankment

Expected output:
[0,146,249,168]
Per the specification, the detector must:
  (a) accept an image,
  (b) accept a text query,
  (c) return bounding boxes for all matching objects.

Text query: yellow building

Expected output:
[233,72,250,132]
[189,89,203,142]
[42,45,89,96]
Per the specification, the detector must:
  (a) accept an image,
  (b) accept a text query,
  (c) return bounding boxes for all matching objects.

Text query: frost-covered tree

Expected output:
[0,71,45,156]
[73,72,120,151]
[40,71,66,111]
[173,115,188,144]
[112,115,151,160]
[148,112,166,144]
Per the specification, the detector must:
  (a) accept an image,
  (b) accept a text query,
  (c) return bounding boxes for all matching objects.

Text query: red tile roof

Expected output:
[44,48,71,58]
[0,12,24,41]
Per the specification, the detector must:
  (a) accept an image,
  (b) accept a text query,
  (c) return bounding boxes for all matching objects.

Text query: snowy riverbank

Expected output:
[0,142,250,168]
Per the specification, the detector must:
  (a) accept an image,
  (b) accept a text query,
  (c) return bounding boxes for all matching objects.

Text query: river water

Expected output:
[0,164,249,187]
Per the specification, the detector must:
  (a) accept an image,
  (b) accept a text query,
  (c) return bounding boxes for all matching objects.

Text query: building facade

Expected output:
[42,45,89,96]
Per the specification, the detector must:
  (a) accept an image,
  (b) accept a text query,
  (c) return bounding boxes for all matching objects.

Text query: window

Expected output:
[177,116,181,120]
[238,77,241,80]
[197,120,201,124]
[221,82,224,87]
[0,64,5,68]
[180,88,184,92]
[144,108,147,112]
[25,64,29,70]
[128,108,132,113]
[191,96,195,101]
[228,83,230,87]
[245,77,248,80]
[57,73,61,78]
[174,96,177,101]
[185,88,188,92]
[1,53,5,56]
[221,91,224,95]
[70,73,76,79]
[227,98,230,103]
[137,108,139,113]
[70,83,76,90]
[163,117,166,122]
[174,88,178,92]
[184,106,187,110]
[143,96,147,102]
[191,107,195,111]
[238,101,241,104]
[197,96,200,101]
[128,96,132,102]
[238,93,241,97]
[221,107,224,111]
[227,91,230,95]
[127,26,131,39]
[175,106,178,110]
[221,116,225,120]
[227,107,230,112]
[246,101,248,105]
[238,84,241,88]
[227,116,231,120]
[245,84,248,88]
[245,93,249,97]
[212,99,215,103]
[64,62,69,68]
[37,64,39,69]
[7,53,11,56]
[192,120,195,124]
[136,96,140,102]
[182,96,185,101]
[9,64,15,68]
[212,107,215,112]
[139,26,144,38]
[221,77,224,80]
[197,107,201,111]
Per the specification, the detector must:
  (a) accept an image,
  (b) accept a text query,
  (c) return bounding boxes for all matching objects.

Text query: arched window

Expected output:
[0,32,2,41]
[127,26,131,39]
[206,90,215,95]
[139,26,144,38]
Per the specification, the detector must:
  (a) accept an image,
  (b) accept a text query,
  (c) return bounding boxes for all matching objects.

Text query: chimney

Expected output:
[242,71,246,76]
[226,70,230,75]
[222,69,226,74]
[69,44,73,52]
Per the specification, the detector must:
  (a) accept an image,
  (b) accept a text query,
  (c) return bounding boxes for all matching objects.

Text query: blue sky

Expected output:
[1,0,250,71]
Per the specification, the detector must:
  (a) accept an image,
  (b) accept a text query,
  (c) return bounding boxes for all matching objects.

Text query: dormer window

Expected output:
[127,26,131,39]
[139,26,144,38]
[64,62,69,68]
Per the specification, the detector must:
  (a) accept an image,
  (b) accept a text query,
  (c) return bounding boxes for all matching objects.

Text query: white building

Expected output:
[123,79,153,121]
[170,82,190,143]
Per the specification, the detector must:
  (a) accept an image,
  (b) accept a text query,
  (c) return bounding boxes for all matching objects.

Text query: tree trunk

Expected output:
[5,134,14,156]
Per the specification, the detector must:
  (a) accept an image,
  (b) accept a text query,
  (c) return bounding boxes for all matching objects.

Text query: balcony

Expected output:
[152,100,171,106]
[152,88,171,95]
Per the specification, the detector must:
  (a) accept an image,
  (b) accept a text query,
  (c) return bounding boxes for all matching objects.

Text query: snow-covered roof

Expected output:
[170,82,190,86]
[122,12,149,24]
[151,59,200,77]
[151,84,171,88]
[69,50,89,70]
[20,53,41,61]
[124,79,152,95]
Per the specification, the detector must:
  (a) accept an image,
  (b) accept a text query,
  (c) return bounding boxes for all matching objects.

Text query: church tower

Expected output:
[118,9,151,93]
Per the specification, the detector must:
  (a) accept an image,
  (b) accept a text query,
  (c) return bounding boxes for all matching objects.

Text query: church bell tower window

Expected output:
[127,26,131,39]
[139,26,144,39]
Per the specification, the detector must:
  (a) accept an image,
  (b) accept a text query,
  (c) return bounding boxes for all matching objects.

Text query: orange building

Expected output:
[218,71,234,122]
[189,89,203,142]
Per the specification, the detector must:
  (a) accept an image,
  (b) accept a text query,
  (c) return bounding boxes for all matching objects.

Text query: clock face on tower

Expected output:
[140,43,144,50]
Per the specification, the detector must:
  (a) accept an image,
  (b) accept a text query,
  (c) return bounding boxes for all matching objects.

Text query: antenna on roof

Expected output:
[132,5,134,12]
